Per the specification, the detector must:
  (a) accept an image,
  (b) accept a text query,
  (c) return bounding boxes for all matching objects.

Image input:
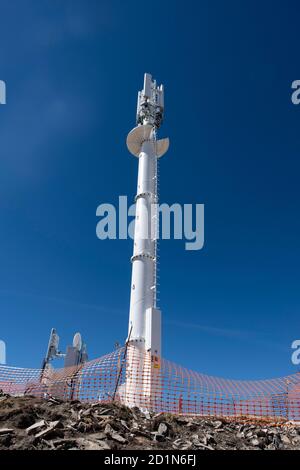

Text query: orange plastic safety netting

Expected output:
[0,345,300,421]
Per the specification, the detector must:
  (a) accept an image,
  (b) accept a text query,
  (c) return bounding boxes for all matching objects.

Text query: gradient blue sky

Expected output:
[1,0,300,380]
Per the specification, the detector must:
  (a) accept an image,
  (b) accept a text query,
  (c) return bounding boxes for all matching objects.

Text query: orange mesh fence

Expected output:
[0,346,300,421]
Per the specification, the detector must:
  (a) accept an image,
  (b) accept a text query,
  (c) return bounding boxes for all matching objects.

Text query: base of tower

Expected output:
[117,342,162,412]
[145,307,161,357]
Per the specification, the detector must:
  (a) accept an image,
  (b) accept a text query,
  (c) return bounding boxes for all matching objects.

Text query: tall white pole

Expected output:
[128,136,156,344]
[127,74,169,355]
[125,74,169,407]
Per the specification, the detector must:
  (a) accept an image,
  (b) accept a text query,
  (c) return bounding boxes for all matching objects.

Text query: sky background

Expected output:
[0,0,300,380]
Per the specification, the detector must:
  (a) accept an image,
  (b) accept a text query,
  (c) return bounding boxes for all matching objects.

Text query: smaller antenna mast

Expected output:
[43,328,65,366]
[42,328,88,371]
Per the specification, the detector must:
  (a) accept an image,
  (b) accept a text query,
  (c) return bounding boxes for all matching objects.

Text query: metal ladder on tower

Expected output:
[152,130,160,309]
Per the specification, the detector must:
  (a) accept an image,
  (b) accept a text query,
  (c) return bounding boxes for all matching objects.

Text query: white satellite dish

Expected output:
[127,125,169,158]
[73,332,82,351]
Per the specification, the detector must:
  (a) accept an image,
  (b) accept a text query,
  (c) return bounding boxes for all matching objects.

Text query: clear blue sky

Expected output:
[0,0,300,380]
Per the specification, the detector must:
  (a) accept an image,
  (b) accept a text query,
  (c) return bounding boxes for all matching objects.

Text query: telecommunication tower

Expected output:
[126,73,169,369]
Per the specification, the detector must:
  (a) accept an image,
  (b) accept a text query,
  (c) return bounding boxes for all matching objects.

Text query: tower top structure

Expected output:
[127,73,169,159]
[136,73,165,128]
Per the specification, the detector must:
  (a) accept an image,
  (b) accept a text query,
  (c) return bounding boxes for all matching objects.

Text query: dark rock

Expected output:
[14,412,36,429]
[152,432,165,442]
[272,434,282,449]
[52,438,78,450]
[0,433,12,447]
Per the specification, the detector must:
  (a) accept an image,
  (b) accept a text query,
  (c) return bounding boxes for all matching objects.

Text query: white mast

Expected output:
[126,73,169,360]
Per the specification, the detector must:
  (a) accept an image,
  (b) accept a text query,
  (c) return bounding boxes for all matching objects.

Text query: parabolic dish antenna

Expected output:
[73,332,82,351]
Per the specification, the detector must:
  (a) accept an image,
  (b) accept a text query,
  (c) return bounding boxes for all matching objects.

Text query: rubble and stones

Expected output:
[0,393,299,450]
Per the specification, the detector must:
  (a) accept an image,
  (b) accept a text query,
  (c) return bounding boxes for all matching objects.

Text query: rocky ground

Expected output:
[0,391,300,450]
